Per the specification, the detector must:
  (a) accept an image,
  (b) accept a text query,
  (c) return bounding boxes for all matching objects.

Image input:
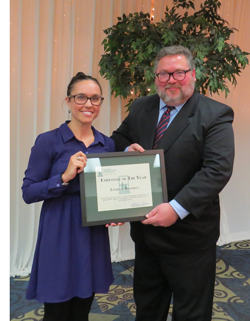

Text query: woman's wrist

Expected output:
[61,173,69,186]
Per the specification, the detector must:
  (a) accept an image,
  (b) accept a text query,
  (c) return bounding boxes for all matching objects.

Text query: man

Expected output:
[111,46,234,321]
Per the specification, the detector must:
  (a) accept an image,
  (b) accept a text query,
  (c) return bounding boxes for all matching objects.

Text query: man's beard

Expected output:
[156,79,195,106]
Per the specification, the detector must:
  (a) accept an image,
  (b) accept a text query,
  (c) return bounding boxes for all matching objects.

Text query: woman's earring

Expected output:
[68,108,71,120]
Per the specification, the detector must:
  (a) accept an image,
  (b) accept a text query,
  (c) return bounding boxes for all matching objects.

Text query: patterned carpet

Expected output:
[10,240,250,321]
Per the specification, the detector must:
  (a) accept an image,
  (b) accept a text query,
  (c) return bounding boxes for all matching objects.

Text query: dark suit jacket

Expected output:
[111,91,234,254]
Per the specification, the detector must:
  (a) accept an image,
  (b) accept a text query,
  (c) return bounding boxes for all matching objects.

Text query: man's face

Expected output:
[155,54,196,106]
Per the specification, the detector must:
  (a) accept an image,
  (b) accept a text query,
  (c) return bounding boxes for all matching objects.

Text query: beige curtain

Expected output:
[10,0,250,276]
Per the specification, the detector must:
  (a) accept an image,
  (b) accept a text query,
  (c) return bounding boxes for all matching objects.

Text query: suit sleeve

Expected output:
[175,105,234,218]
[111,113,134,151]
[111,97,146,151]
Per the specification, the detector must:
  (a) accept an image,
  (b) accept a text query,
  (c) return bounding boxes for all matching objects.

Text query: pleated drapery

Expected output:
[10,0,250,276]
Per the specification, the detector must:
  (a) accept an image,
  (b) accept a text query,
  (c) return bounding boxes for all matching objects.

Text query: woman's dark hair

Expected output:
[67,72,103,96]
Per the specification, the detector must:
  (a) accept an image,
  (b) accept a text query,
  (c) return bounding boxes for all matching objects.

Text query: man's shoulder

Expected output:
[193,91,233,115]
[197,92,229,108]
[132,93,159,104]
[129,94,159,112]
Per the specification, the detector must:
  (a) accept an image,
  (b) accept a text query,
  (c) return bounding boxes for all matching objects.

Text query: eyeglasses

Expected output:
[69,94,104,106]
[155,69,191,82]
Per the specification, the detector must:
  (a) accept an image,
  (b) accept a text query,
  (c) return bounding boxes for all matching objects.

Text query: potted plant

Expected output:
[99,0,249,110]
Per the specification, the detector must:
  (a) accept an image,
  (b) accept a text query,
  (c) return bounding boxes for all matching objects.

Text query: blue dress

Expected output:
[22,122,115,303]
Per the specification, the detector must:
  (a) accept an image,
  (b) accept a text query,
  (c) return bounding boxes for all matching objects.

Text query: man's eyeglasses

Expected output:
[155,69,191,82]
[69,94,104,106]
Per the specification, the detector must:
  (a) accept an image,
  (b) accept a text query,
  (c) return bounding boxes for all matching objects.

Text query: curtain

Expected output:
[10,0,250,276]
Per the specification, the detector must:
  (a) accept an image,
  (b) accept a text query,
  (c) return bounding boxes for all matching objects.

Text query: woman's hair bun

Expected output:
[67,72,103,96]
[75,72,86,77]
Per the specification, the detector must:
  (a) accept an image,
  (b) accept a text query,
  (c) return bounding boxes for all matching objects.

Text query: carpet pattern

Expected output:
[10,240,250,321]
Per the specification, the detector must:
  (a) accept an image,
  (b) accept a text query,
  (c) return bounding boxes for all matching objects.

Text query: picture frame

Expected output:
[79,150,168,226]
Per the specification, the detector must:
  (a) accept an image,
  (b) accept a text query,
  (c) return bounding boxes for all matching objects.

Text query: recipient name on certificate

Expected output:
[95,163,153,212]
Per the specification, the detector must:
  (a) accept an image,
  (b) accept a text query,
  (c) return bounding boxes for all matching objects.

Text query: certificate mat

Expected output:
[79,150,168,226]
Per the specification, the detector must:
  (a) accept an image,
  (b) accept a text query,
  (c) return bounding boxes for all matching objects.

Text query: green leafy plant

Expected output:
[99,0,249,109]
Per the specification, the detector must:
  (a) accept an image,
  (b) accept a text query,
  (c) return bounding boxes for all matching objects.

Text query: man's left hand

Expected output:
[142,203,179,227]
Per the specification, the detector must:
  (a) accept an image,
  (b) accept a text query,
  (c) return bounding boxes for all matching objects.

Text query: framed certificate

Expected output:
[79,150,168,226]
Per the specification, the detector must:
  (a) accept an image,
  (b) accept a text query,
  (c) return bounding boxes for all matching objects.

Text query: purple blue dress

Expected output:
[22,122,115,303]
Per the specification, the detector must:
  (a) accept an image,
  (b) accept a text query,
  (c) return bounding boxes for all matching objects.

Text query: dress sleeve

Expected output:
[22,134,69,204]
[109,137,116,152]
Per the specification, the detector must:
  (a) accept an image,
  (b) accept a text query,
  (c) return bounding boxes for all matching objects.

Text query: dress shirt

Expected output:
[157,99,183,126]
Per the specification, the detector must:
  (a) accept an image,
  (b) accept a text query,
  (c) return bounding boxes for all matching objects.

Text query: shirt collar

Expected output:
[59,121,106,146]
[159,99,185,112]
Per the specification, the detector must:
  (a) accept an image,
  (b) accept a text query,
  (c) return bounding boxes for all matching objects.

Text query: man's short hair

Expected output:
[154,45,195,72]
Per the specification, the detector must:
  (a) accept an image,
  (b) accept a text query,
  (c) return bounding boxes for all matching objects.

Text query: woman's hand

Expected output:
[61,151,87,184]
[105,222,125,227]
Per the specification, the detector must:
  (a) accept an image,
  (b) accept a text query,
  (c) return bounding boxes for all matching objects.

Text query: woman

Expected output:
[22,72,116,321]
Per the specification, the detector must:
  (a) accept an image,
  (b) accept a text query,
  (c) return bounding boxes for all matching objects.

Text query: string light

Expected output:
[150,0,155,21]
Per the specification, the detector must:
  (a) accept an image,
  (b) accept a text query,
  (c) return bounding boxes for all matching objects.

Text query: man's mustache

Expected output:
[164,85,181,90]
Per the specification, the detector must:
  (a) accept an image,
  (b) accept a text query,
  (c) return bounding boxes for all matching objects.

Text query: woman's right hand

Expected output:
[61,151,87,184]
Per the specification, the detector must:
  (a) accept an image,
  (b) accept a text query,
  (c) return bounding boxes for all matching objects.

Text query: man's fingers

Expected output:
[128,143,145,152]
[142,207,158,224]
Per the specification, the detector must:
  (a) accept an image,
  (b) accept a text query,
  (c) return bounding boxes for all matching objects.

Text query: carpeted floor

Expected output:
[10,240,250,321]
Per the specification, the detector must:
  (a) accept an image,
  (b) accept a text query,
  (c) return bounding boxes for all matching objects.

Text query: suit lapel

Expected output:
[156,91,200,152]
[141,95,160,149]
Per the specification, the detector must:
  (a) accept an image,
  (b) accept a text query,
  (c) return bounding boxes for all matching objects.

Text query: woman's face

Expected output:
[66,80,102,126]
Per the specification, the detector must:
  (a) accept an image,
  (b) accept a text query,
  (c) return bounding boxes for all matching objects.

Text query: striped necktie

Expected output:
[153,106,175,149]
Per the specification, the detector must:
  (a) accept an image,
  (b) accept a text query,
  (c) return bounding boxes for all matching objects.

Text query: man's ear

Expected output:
[192,69,196,81]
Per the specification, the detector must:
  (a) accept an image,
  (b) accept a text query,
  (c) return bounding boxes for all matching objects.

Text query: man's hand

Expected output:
[127,143,145,152]
[142,203,179,227]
